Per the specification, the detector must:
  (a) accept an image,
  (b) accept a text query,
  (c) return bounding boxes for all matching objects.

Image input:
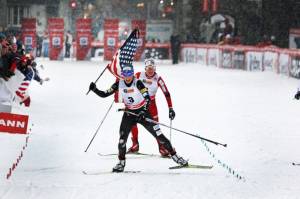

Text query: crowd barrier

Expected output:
[181,44,300,79]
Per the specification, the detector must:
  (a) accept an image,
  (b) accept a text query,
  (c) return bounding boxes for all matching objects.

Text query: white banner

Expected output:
[279,53,290,75]
[207,48,220,67]
[182,48,196,63]
[221,50,232,68]
[290,56,300,78]
[246,51,263,71]
[196,48,207,65]
[263,51,278,72]
[232,50,245,69]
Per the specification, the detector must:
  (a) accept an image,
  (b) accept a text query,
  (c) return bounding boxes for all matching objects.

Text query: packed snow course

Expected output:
[1,59,300,199]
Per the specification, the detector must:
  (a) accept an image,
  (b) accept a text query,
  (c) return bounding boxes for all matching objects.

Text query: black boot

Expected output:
[171,154,188,166]
[112,160,126,172]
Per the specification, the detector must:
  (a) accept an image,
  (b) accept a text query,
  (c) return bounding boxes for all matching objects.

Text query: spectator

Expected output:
[170,33,181,64]
[218,34,233,45]
[65,31,72,58]
[15,33,23,54]
[36,34,43,57]
[42,32,49,57]
[223,18,233,36]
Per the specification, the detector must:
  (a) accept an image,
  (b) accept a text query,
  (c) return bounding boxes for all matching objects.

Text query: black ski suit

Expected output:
[92,78,176,160]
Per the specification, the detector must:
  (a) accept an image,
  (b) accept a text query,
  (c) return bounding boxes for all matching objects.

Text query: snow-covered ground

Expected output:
[1,59,300,199]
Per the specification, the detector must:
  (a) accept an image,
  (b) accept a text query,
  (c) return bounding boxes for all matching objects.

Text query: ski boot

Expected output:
[112,160,126,173]
[127,138,139,153]
[171,154,188,166]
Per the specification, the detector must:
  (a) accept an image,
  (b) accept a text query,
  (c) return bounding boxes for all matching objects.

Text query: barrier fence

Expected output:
[181,44,300,79]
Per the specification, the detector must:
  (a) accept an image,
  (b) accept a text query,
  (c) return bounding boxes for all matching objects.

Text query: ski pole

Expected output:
[86,64,109,95]
[118,109,227,147]
[84,100,114,152]
[169,119,172,142]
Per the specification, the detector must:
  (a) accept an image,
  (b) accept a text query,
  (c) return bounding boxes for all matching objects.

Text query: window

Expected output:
[7,6,30,26]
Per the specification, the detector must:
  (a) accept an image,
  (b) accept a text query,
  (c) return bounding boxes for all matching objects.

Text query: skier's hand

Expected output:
[89,82,96,91]
[169,108,175,120]
[137,111,146,122]
[295,91,300,100]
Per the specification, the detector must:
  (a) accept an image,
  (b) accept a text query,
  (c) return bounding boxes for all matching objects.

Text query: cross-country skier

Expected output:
[89,64,188,172]
[127,58,175,157]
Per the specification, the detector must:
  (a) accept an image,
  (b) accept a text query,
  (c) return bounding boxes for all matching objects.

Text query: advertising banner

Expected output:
[279,52,290,75]
[21,18,36,54]
[0,113,29,134]
[246,51,263,71]
[221,49,233,68]
[132,20,146,61]
[290,55,300,78]
[263,51,278,72]
[48,18,64,60]
[207,48,220,67]
[144,43,170,60]
[76,18,92,60]
[233,50,245,70]
[104,19,119,61]
[182,48,196,63]
[212,0,218,13]
[202,0,209,13]
[196,48,207,65]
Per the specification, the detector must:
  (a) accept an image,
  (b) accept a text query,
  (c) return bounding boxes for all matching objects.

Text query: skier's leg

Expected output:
[127,124,139,153]
[139,114,188,166]
[149,101,170,156]
[139,113,175,155]
[113,113,136,172]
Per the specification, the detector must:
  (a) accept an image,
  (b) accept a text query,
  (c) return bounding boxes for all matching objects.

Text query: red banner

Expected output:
[48,18,64,60]
[202,0,209,13]
[212,0,218,13]
[21,18,36,55]
[76,18,92,60]
[131,20,146,61]
[0,113,29,134]
[104,19,119,61]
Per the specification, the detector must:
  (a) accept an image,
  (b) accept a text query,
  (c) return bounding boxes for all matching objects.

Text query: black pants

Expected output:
[118,109,175,160]
[65,44,71,58]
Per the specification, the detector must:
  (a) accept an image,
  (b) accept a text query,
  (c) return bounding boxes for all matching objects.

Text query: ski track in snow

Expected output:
[1,59,300,199]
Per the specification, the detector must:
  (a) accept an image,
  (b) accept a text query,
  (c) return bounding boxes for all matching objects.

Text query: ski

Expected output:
[98,152,170,158]
[82,170,141,175]
[292,162,300,166]
[169,164,213,170]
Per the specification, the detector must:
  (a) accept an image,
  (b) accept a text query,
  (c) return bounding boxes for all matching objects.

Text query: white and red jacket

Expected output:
[135,71,173,108]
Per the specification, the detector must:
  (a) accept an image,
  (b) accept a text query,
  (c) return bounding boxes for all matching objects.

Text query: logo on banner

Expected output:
[249,54,261,70]
[290,57,300,78]
[222,51,231,68]
[52,37,61,47]
[184,48,195,63]
[233,51,245,69]
[107,37,116,47]
[0,113,29,134]
[24,36,33,45]
[80,37,88,46]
